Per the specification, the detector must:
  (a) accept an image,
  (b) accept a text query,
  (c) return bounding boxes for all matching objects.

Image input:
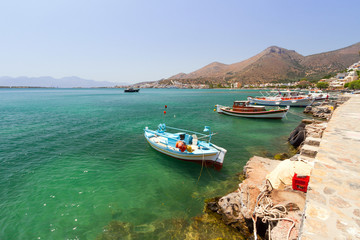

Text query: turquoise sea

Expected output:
[0,88,307,239]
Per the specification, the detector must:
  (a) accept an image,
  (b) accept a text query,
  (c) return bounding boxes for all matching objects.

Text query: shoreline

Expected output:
[206,94,360,239]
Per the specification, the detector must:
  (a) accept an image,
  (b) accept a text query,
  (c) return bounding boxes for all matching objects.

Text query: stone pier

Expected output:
[299,95,360,239]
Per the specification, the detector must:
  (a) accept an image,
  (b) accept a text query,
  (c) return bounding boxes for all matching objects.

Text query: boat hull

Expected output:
[247,97,313,107]
[124,89,139,92]
[217,105,288,119]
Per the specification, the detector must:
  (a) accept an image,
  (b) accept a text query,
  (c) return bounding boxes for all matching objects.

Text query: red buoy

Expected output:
[164,111,166,114]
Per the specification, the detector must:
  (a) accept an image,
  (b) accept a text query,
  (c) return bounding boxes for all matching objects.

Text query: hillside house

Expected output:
[335,72,346,80]
[348,61,360,71]
[344,70,359,83]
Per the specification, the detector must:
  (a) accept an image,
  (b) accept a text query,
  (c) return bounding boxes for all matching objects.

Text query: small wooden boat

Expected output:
[124,87,140,93]
[144,124,227,170]
[216,101,289,119]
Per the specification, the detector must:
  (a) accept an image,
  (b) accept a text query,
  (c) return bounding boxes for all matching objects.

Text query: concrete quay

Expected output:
[299,94,360,240]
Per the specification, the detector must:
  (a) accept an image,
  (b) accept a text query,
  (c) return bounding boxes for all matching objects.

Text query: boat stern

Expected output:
[211,143,227,170]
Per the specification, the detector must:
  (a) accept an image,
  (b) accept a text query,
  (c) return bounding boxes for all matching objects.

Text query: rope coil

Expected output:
[252,181,295,240]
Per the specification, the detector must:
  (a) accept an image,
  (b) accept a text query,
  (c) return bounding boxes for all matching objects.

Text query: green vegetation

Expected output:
[322,74,334,79]
[274,153,290,160]
[316,82,329,89]
[346,80,360,89]
[296,79,311,89]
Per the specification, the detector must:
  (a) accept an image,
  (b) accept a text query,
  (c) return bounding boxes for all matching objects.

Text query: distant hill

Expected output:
[0,76,117,88]
[165,42,360,85]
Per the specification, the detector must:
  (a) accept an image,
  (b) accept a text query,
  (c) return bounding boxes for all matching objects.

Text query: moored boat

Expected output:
[144,124,227,170]
[248,90,315,107]
[216,101,289,119]
[124,87,140,92]
[303,89,329,101]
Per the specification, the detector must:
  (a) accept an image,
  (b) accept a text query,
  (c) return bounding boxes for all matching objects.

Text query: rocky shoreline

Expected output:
[206,156,308,240]
[204,96,351,240]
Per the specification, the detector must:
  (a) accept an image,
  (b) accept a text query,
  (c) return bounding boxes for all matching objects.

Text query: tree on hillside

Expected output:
[316,82,329,89]
[348,80,360,89]
[322,74,334,79]
[297,79,311,89]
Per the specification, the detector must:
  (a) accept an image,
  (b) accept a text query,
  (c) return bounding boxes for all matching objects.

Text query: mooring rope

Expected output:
[288,109,307,118]
[252,181,295,240]
[197,150,205,183]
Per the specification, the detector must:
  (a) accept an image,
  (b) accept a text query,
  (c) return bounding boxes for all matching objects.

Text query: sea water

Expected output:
[0,88,307,239]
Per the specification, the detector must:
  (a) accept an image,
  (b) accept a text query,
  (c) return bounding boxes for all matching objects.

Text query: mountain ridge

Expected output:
[166,42,360,84]
[0,76,121,88]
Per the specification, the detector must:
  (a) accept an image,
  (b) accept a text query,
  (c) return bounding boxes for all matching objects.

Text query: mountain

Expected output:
[0,76,117,88]
[166,42,360,85]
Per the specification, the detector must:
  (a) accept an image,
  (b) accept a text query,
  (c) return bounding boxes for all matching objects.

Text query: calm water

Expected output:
[0,88,307,239]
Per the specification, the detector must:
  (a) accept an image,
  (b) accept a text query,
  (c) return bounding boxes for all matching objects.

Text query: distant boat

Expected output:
[144,124,227,170]
[216,101,289,119]
[124,87,140,93]
[248,90,314,107]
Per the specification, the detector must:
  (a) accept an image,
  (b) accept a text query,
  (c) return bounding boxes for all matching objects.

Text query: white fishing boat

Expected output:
[216,101,289,119]
[248,90,315,107]
[303,89,329,101]
[144,124,227,170]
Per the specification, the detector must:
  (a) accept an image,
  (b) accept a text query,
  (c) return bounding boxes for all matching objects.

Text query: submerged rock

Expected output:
[97,203,248,240]
[274,152,290,160]
[96,220,132,240]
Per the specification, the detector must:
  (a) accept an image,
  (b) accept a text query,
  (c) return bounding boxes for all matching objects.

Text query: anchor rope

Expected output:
[197,150,205,183]
[252,181,295,240]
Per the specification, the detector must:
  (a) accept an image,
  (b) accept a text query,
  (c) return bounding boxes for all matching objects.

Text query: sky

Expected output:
[0,0,359,84]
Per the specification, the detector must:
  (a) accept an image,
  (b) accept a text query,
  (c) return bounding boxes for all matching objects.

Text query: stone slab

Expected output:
[300,144,319,158]
[304,136,321,146]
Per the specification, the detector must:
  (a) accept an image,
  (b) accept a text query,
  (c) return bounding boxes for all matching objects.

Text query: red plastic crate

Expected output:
[292,173,310,193]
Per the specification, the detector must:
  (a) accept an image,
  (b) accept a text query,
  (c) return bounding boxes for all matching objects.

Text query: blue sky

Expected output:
[0,0,359,84]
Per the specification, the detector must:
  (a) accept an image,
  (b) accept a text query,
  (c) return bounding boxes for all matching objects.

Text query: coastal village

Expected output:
[127,60,360,91]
